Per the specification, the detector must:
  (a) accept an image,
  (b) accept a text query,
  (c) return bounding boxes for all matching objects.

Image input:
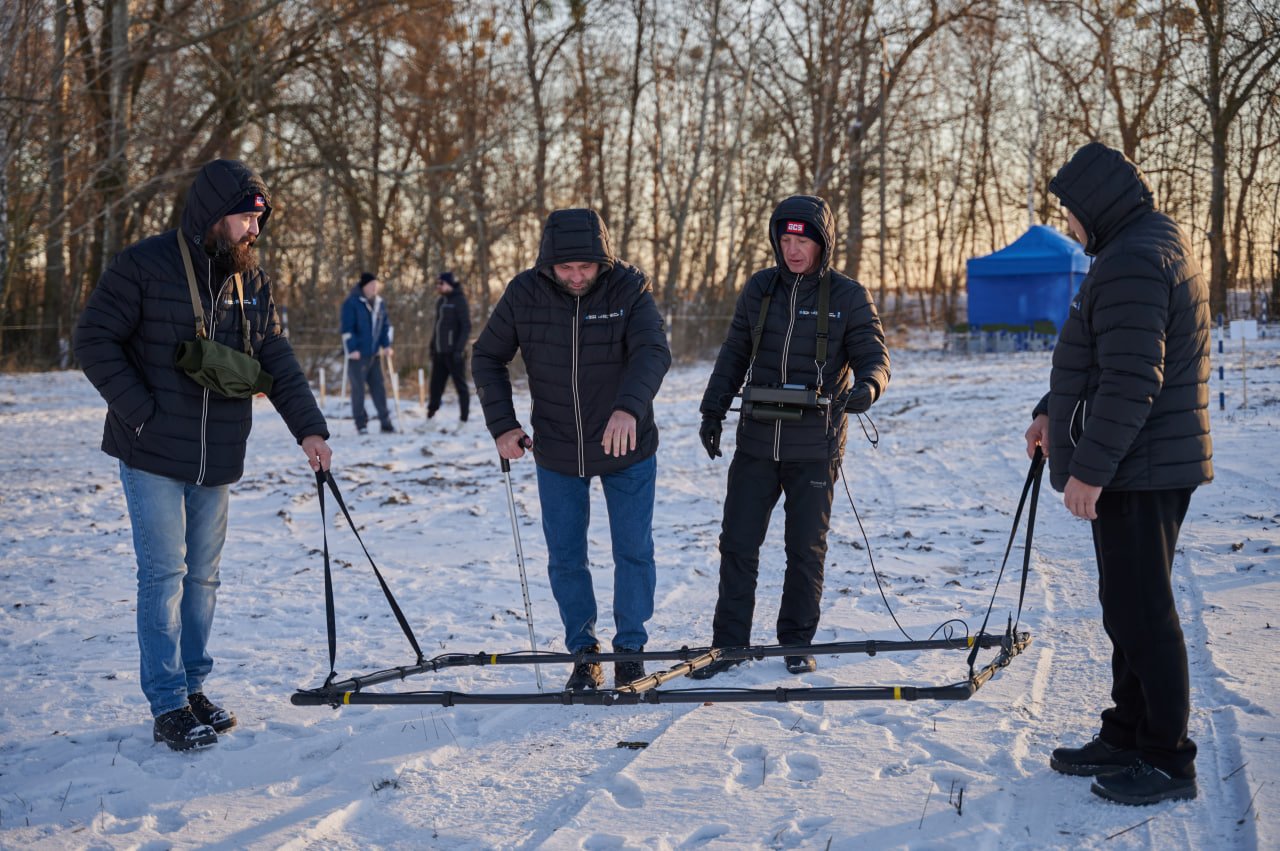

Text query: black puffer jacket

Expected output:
[75,159,327,486]
[431,286,471,355]
[1035,142,1212,492]
[472,209,671,477]
[701,195,890,462]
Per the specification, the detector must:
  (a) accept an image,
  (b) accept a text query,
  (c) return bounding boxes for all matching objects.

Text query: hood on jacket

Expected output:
[180,159,273,247]
[1048,142,1153,256]
[536,208,616,273]
[768,195,835,277]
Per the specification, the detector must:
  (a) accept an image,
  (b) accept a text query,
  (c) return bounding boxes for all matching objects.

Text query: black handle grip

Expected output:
[499,435,533,472]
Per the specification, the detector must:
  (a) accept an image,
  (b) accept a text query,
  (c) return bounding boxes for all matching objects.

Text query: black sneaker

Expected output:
[380,423,396,433]
[785,655,816,674]
[1091,760,1197,805]
[153,707,218,752]
[689,656,745,680]
[564,647,605,692]
[614,647,646,687]
[1050,736,1141,776]
[357,425,368,435]
[189,692,237,733]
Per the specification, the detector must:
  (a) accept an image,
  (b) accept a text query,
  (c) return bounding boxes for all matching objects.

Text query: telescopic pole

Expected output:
[501,449,543,691]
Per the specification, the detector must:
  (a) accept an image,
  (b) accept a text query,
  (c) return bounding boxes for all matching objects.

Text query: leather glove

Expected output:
[844,382,877,415]
[698,416,723,460]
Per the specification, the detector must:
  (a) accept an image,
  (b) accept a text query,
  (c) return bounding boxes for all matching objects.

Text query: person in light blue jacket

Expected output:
[340,272,395,434]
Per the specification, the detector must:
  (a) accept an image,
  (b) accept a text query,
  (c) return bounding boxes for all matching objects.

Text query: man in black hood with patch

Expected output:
[75,158,331,752]
[472,208,671,693]
[1025,141,1212,805]
[692,194,890,680]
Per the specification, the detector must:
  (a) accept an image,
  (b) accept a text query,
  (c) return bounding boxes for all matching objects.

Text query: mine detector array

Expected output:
[292,450,1044,710]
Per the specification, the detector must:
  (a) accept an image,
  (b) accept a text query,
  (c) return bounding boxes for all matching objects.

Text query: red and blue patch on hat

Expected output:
[227,193,267,215]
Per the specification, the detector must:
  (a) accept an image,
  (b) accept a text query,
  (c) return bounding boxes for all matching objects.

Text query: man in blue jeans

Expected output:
[75,159,331,750]
[341,271,395,434]
[472,208,671,691]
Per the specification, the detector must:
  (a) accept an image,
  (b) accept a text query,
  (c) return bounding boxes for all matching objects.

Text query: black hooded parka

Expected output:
[75,159,327,486]
[701,195,890,462]
[1038,142,1213,493]
[471,209,671,478]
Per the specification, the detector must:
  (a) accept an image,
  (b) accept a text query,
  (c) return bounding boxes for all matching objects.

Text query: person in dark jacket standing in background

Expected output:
[472,208,671,692]
[692,194,890,680]
[1025,142,1212,806]
[341,272,395,434]
[427,270,471,422]
[75,158,332,752]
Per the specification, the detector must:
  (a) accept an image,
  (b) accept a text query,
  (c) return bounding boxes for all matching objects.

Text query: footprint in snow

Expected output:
[606,773,645,809]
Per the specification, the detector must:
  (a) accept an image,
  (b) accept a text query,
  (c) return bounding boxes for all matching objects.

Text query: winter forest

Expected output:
[2,0,1280,373]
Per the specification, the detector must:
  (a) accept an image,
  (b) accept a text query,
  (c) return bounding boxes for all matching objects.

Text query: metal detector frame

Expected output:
[292,628,1031,708]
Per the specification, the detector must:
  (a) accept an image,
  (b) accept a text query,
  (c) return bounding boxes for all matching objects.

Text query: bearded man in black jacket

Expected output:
[75,159,332,751]
[1025,142,1212,805]
[472,209,671,692]
[692,195,891,680]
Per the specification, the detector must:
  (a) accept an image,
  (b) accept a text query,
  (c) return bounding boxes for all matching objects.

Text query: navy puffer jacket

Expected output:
[75,159,327,486]
[1035,142,1213,492]
[472,209,672,477]
[701,195,890,462]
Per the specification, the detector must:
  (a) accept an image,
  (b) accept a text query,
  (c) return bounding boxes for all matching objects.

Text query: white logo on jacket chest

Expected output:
[583,308,626,321]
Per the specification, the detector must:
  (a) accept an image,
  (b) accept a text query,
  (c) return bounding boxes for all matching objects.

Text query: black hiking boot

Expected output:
[689,656,745,680]
[613,647,646,687]
[785,655,817,674]
[564,647,605,692]
[380,422,396,433]
[1050,736,1141,776]
[189,692,237,733]
[153,707,218,752]
[1091,760,1197,805]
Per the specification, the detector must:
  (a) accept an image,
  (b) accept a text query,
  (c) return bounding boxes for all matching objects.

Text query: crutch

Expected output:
[501,437,543,690]
[339,336,350,400]
[383,349,403,422]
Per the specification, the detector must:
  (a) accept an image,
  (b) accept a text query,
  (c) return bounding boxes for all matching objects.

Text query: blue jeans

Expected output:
[535,455,657,652]
[119,461,229,717]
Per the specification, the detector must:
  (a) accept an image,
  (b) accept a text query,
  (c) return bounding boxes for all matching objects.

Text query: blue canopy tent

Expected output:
[966,225,1090,332]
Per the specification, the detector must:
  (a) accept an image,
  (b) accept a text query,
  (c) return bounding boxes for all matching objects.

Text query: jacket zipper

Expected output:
[571,297,585,476]
[195,260,231,485]
[771,273,802,461]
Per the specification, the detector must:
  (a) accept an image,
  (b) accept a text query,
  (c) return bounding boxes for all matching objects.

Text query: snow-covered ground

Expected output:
[0,332,1276,850]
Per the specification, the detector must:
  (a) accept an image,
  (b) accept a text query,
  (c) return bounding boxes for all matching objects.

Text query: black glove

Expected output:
[844,382,876,415]
[699,416,723,459]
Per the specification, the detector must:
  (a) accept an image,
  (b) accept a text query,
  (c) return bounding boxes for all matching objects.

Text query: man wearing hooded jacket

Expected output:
[75,159,332,751]
[472,208,671,692]
[693,194,890,679]
[1025,142,1212,805]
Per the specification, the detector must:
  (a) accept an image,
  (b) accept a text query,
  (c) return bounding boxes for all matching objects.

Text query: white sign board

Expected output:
[1233,319,1258,340]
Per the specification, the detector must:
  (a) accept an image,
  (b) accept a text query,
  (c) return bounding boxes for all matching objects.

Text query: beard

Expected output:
[204,223,259,275]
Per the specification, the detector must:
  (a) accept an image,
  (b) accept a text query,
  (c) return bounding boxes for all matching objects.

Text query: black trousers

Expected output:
[1092,487,1197,778]
[428,351,469,420]
[711,451,839,647]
